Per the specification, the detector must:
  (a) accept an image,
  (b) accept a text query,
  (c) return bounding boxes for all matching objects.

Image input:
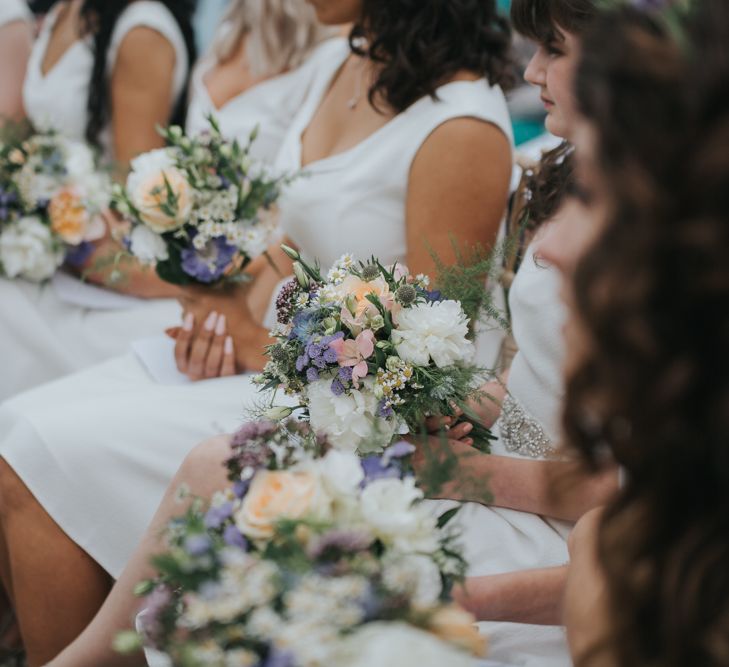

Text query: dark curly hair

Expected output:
[511,0,598,44]
[563,3,729,665]
[78,0,197,147]
[349,0,513,113]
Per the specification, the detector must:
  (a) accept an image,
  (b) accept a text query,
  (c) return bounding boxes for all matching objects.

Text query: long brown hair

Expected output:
[564,3,729,665]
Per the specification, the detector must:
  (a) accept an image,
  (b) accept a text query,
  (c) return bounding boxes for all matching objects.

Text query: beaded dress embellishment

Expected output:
[496,394,556,459]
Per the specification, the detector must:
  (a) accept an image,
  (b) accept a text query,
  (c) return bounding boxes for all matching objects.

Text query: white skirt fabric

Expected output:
[0,353,266,578]
[0,277,180,401]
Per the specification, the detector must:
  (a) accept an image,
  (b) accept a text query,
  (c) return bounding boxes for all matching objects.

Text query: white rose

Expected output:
[129,225,169,265]
[392,300,474,368]
[359,477,439,553]
[126,148,193,233]
[306,378,396,454]
[381,552,443,606]
[332,622,478,667]
[0,216,63,282]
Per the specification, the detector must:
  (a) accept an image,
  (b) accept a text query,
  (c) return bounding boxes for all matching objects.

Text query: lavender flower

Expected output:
[223,524,248,550]
[330,378,345,396]
[184,534,212,557]
[231,420,278,446]
[0,187,17,221]
[295,354,308,372]
[181,235,237,283]
[64,241,94,268]
[338,367,353,382]
[204,502,233,530]
[377,400,394,419]
[232,478,251,499]
[138,586,173,648]
[323,347,338,364]
[275,278,301,324]
[306,367,319,383]
[360,455,402,485]
[262,648,296,667]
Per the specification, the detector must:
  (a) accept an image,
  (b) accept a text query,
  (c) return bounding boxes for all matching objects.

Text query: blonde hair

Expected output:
[213,0,332,77]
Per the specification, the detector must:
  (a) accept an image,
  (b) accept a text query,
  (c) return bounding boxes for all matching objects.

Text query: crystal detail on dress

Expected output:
[496,394,556,459]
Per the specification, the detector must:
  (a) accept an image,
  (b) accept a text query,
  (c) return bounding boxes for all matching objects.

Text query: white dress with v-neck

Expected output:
[0,38,514,591]
[0,1,190,400]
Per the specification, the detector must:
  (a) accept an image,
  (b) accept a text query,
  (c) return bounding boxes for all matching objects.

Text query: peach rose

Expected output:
[48,186,104,245]
[132,170,192,234]
[234,470,332,540]
[428,604,487,657]
[126,149,193,233]
[337,275,394,333]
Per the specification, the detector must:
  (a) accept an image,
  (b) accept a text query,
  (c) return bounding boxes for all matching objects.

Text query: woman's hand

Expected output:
[171,283,273,378]
[167,312,236,381]
[424,409,475,447]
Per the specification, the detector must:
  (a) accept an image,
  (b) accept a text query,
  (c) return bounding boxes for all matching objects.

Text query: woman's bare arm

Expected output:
[0,19,33,125]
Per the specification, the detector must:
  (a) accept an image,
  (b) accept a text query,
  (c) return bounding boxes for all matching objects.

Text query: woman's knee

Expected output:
[175,434,233,498]
[0,458,34,514]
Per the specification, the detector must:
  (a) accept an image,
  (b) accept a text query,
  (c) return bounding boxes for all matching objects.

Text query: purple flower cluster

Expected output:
[181,236,237,283]
[0,187,17,222]
[306,528,373,560]
[138,586,173,649]
[295,331,343,385]
[275,278,302,324]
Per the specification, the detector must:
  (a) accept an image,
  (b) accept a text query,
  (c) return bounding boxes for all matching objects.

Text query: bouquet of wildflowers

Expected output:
[0,129,111,281]
[255,248,493,454]
[124,421,485,667]
[112,117,290,285]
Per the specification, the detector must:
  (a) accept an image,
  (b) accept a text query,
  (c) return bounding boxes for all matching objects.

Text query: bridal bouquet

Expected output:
[126,421,485,667]
[112,118,290,285]
[255,248,492,454]
[0,130,111,281]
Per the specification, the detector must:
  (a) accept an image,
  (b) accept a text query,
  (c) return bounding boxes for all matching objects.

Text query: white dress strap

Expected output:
[0,0,31,28]
[106,1,189,103]
[398,79,514,175]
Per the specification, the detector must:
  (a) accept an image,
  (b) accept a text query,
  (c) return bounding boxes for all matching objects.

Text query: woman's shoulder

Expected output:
[109,1,187,63]
[0,0,31,29]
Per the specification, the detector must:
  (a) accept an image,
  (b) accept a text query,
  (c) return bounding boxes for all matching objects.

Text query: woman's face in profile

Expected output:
[305,0,362,25]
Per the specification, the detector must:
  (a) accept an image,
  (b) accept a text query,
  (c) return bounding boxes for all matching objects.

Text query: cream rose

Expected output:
[126,149,192,233]
[234,470,333,540]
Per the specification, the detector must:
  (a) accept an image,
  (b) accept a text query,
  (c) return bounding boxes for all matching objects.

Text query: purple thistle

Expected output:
[223,524,248,550]
[181,235,238,283]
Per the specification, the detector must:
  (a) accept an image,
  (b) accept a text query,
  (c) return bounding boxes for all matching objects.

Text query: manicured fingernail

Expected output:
[215,313,226,336]
[183,313,194,331]
[224,336,234,355]
[204,311,218,331]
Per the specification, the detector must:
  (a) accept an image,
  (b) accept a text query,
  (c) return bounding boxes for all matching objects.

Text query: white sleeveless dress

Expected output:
[0,2,189,400]
[0,0,30,27]
[449,236,571,667]
[0,39,513,584]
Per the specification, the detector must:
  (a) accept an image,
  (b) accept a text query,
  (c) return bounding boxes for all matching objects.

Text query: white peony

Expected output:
[392,300,474,368]
[126,148,193,233]
[315,449,365,501]
[15,161,61,208]
[129,225,169,265]
[61,138,96,180]
[331,622,478,667]
[0,216,63,281]
[306,378,397,454]
[359,476,439,553]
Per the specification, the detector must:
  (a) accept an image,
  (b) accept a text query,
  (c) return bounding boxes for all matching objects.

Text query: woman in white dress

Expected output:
[0,0,33,126]
[0,0,197,400]
[3,1,515,664]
